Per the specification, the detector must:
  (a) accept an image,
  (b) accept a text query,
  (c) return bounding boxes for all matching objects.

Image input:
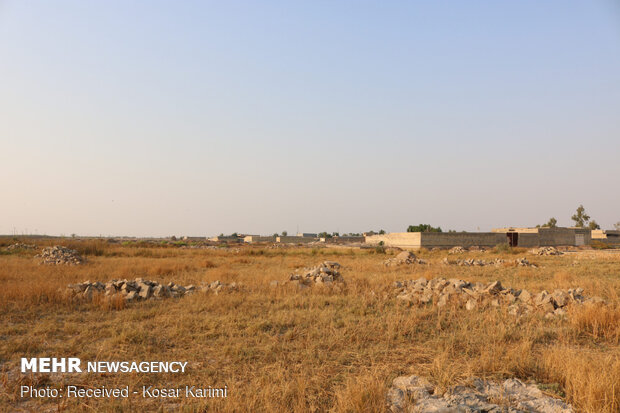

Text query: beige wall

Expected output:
[276,236,317,244]
[365,233,421,249]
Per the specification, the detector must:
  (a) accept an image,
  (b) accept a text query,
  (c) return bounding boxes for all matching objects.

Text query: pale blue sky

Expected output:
[1,1,619,236]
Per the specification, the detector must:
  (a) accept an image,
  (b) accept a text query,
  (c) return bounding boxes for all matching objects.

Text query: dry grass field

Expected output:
[0,239,619,412]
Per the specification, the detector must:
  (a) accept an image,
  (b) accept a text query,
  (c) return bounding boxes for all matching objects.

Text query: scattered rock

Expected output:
[448,246,466,254]
[442,257,537,268]
[514,257,536,267]
[384,251,427,266]
[5,243,36,251]
[393,277,602,318]
[199,280,239,294]
[530,246,563,256]
[37,246,84,265]
[387,374,573,413]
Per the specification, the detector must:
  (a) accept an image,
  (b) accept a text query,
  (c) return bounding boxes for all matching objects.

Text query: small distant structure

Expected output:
[591,229,620,245]
[243,235,277,243]
[296,232,318,238]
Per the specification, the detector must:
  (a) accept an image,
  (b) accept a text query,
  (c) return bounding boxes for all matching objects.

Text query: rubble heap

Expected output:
[5,243,36,251]
[448,246,466,254]
[37,246,84,265]
[442,257,537,267]
[387,374,573,413]
[384,251,427,267]
[394,277,603,318]
[67,278,239,302]
[530,246,563,256]
[288,261,344,287]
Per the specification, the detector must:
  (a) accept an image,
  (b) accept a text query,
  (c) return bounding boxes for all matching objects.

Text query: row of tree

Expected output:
[539,205,600,230]
[406,205,615,234]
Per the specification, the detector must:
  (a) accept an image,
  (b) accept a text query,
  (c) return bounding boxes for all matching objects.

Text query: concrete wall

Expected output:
[366,232,507,249]
[419,232,506,248]
[366,228,601,249]
[365,233,421,249]
[516,233,540,248]
[591,230,620,245]
[276,236,318,244]
[538,228,591,246]
[244,236,276,243]
[605,232,620,245]
[208,236,243,243]
[325,236,365,244]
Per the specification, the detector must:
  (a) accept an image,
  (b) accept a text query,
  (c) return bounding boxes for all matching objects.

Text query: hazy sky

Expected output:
[1,1,619,237]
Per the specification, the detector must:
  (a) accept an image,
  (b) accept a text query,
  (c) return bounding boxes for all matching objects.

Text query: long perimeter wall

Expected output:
[365,232,505,249]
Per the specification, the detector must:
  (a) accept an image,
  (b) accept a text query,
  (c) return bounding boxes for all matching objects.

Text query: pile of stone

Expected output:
[288,261,344,287]
[530,246,563,256]
[67,278,196,302]
[442,257,537,268]
[448,246,466,254]
[67,278,240,302]
[37,246,84,265]
[387,374,573,413]
[394,277,602,318]
[5,243,37,251]
[384,251,427,267]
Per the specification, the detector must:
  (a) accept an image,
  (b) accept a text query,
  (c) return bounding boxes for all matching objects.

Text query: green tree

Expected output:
[318,232,332,239]
[588,220,600,230]
[407,224,442,233]
[379,229,386,234]
[282,231,287,236]
[571,205,591,228]
[542,217,557,228]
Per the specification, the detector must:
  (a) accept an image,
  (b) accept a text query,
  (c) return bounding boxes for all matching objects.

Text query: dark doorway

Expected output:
[507,232,518,247]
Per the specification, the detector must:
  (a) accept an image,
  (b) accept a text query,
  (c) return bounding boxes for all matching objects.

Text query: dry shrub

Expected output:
[152,262,194,276]
[332,371,386,413]
[515,267,536,279]
[541,346,619,413]
[92,293,126,311]
[569,304,620,343]
[553,270,575,285]
[420,269,436,281]
[428,350,465,392]
[204,259,217,268]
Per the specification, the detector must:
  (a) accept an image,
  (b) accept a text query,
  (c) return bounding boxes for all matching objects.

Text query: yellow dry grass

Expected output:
[0,240,619,412]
